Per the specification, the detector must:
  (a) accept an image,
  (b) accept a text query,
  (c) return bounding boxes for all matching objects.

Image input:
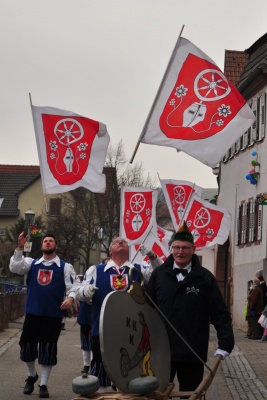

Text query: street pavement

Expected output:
[1,316,267,399]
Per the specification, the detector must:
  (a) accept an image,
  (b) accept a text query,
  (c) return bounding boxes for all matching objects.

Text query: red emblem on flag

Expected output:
[42,114,99,185]
[122,191,153,241]
[160,54,246,140]
[165,183,196,226]
[185,198,224,248]
[37,269,53,286]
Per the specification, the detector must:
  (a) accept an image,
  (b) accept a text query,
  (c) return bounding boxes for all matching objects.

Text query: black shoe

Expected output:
[23,373,39,394]
[39,385,49,398]
[248,336,261,340]
[61,323,65,330]
[81,366,90,374]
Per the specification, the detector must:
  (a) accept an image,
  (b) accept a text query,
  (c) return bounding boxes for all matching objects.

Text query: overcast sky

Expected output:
[1,0,266,189]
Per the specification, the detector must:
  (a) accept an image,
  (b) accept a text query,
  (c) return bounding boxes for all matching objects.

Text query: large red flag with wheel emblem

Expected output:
[31,105,110,194]
[120,187,158,245]
[139,37,255,167]
[160,179,203,230]
[182,193,231,249]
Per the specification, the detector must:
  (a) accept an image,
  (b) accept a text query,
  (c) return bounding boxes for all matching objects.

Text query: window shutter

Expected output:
[243,131,248,148]
[256,204,263,241]
[249,199,255,242]
[251,97,258,142]
[241,203,247,244]
[230,144,235,158]
[223,150,229,162]
[236,205,241,245]
[235,138,241,153]
[259,93,266,140]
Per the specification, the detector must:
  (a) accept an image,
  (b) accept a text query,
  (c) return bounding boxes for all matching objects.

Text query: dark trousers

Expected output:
[170,361,204,392]
[90,336,111,386]
[19,314,62,366]
[80,324,91,351]
[251,315,262,338]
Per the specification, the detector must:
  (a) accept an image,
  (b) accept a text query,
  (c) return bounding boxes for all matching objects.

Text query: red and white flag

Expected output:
[120,187,158,245]
[31,105,110,194]
[161,179,203,229]
[130,239,169,265]
[130,225,172,264]
[139,37,255,167]
[183,194,231,249]
[156,225,173,249]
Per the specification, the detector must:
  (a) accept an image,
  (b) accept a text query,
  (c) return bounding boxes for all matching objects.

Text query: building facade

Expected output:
[216,33,267,330]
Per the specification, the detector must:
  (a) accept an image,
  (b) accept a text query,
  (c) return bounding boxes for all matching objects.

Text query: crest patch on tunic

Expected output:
[37,269,53,285]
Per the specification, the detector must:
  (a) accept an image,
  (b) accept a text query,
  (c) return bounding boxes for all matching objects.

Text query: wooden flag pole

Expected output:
[129,24,185,164]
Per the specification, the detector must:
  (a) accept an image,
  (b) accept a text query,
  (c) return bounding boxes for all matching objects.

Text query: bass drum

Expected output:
[99,289,170,393]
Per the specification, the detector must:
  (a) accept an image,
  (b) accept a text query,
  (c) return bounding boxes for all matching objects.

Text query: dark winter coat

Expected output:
[146,253,234,363]
[248,286,264,316]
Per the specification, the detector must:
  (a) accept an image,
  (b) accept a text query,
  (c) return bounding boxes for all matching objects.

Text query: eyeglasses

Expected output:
[172,246,193,252]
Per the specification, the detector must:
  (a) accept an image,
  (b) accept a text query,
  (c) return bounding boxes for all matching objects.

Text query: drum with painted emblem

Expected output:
[99,274,171,393]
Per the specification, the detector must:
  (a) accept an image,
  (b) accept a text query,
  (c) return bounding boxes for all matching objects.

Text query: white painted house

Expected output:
[216,33,267,330]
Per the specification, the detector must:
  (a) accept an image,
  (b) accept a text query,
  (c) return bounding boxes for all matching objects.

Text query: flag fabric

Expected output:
[182,193,231,249]
[140,37,255,167]
[31,105,110,194]
[160,179,203,229]
[129,225,172,264]
[156,225,173,249]
[120,187,158,245]
[130,238,169,265]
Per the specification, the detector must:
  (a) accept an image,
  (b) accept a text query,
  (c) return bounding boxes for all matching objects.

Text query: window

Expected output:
[49,198,62,216]
[237,199,262,245]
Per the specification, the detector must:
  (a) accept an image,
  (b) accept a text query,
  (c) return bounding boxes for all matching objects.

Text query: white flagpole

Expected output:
[130,24,185,164]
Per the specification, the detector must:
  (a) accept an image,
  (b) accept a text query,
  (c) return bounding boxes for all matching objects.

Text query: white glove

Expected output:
[214,349,229,360]
[82,284,98,299]
[139,244,155,258]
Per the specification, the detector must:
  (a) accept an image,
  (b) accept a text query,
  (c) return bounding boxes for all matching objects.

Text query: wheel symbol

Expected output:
[173,186,186,205]
[54,118,84,146]
[194,207,211,228]
[194,69,231,102]
[130,194,146,214]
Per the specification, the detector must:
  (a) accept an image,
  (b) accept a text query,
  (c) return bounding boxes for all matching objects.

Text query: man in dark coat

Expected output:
[146,221,234,392]
[248,279,264,339]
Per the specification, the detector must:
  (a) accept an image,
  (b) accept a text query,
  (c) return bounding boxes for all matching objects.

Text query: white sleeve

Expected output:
[140,263,154,285]
[9,250,33,275]
[149,256,164,268]
[64,262,78,300]
[76,265,97,300]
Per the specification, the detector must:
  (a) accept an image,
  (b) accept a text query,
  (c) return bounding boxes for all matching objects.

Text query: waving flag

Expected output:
[120,187,158,245]
[156,225,173,249]
[130,239,169,265]
[183,194,231,249]
[138,37,255,167]
[161,179,203,229]
[31,105,110,194]
[130,225,172,264]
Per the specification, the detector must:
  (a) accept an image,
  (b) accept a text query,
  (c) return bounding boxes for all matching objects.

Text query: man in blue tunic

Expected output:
[76,237,161,391]
[10,232,77,398]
